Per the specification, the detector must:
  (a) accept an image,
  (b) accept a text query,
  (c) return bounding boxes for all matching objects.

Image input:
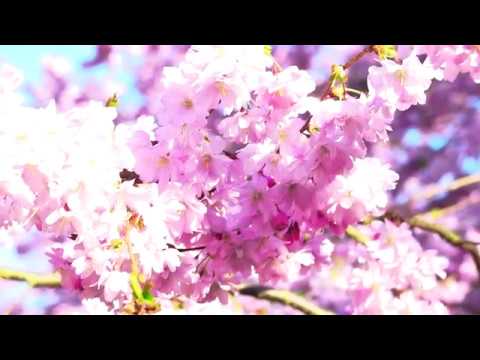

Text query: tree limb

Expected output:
[0,268,61,288]
[237,285,335,315]
[0,267,336,315]
[407,215,480,274]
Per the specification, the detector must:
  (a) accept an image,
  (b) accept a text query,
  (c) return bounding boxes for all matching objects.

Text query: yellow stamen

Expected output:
[157,156,169,168]
[278,129,288,143]
[182,98,194,109]
[129,213,145,231]
[275,88,285,97]
[309,124,320,135]
[270,153,281,166]
[215,81,228,97]
[201,154,212,168]
[394,69,406,85]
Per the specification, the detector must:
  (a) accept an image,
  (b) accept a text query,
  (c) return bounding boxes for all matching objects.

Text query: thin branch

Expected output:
[369,211,480,276]
[0,268,61,288]
[345,225,370,245]
[321,45,375,100]
[167,243,206,252]
[237,285,335,315]
[343,45,375,70]
[411,173,480,203]
[422,192,480,220]
[123,214,161,314]
[354,198,480,277]
[125,215,140,276]
[407,215,464,246]
[345,87,366,97]
[300,46,377,134]
[320,76,336,100]
[406,215,480,274]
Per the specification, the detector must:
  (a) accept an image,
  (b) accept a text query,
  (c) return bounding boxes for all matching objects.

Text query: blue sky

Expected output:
[0,45,143,107]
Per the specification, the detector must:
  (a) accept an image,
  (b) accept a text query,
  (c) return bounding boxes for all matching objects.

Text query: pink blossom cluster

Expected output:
[414,45,480,83]
[1,45,471,315]
[286,221,452,315]
[348,221,450,314]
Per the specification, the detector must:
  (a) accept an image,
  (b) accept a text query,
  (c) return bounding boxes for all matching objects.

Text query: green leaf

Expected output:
[142,289,155,304]
[141,283,158,307]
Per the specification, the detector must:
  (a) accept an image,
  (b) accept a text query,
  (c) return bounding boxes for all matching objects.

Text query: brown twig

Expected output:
[167,244,206,252]
[343,45,375,70]
[321,45,375,100]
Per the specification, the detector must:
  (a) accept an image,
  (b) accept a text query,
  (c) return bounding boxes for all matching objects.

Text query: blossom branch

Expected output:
[362,211,480,276]
[237,285,335,315]
[406,215,480,274]
[351,193,480,276]
[0,268,61,288]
